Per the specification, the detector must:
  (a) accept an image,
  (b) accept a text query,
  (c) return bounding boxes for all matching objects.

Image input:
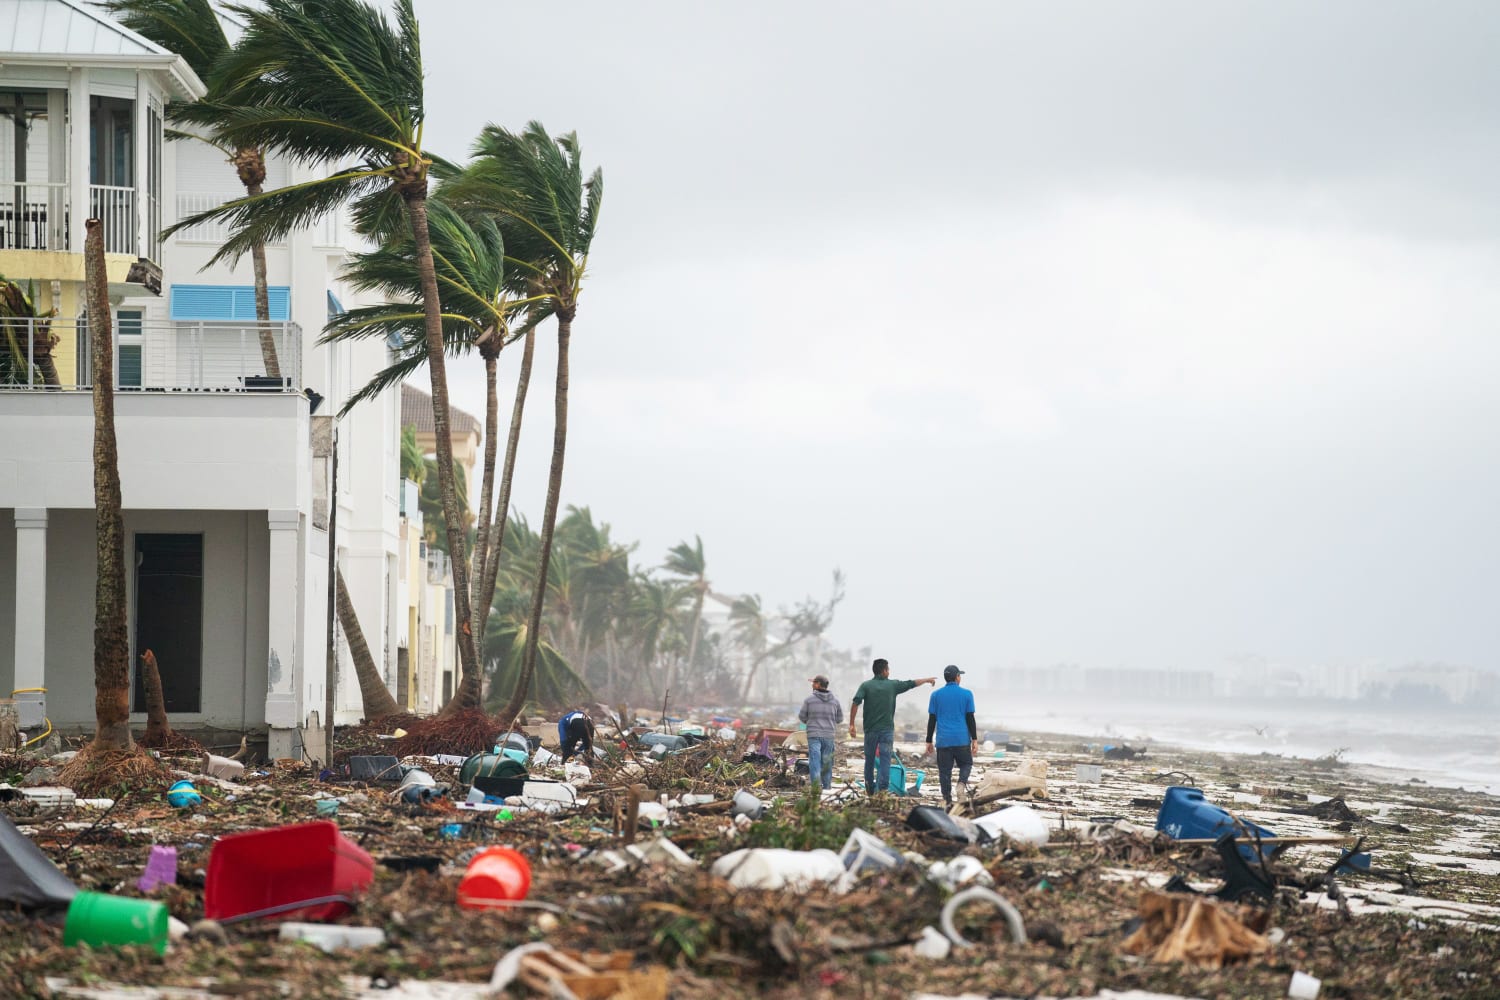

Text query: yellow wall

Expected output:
[0,250,143,385]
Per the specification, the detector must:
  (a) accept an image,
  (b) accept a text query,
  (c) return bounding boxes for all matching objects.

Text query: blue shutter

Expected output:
[171,285,290,321]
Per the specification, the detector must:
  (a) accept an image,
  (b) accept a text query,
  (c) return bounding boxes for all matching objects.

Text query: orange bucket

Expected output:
[457,847,531,909]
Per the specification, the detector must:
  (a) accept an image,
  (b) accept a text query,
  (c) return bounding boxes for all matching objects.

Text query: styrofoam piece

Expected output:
[711,848,847,892]
[1075,764,1103,783]
[1288,971,1321,999]
[636,801,671,826]
[20,786,75,808]
[519,781,577,805]
[279,922,386,952]
[973,805,1050,847]
[563,762,591,784]
[202,755,245,781]
[913,925,951,959]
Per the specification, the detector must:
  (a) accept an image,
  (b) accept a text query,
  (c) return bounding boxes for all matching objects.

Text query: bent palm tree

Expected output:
[327,201,540,711]
[167,0,483,691]
[103,0,282,376]
[447,122,603,727]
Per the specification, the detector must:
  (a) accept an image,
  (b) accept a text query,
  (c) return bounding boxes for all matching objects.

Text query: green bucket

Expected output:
[63,891,169,955]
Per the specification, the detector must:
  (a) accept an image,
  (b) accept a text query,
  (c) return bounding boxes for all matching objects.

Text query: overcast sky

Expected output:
[412,1,1500,678]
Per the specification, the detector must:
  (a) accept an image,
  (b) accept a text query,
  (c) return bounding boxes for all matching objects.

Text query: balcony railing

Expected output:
[175,192,285,247]
[0,182,70,250]
[0,316,302,392]
[0,183,150,255]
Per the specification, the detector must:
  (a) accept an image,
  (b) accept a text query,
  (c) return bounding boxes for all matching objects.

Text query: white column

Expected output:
[134,74,149,259]
[264,510,301,757]
[12,509,47,694]
[68,68,89,254]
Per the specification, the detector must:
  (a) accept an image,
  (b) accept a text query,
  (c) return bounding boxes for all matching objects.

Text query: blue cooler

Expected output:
[1156,786,1279,862]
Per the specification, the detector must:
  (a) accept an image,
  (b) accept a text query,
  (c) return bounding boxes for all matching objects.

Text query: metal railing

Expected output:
[0,316,302,392]
[89,184,136,255]
[175,192,285,247]
[0,181,70,250]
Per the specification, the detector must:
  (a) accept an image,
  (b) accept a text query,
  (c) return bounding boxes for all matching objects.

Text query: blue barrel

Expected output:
[1155,786,1279,861]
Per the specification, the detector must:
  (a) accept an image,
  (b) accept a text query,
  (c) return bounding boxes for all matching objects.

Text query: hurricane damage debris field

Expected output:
[2,724,1497,1000]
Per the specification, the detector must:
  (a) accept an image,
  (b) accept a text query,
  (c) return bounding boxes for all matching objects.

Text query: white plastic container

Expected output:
[531,747,557,767]
[973,804,1050,847]
[279,922,386,952]
[1074,764,1102,783]
[711,848,847,891]
[840,828,903,874]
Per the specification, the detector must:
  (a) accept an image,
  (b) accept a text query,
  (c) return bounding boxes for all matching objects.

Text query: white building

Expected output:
[0,0,403,760]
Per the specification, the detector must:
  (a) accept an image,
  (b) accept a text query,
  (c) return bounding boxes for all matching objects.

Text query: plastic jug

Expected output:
[1156,786,1278,861]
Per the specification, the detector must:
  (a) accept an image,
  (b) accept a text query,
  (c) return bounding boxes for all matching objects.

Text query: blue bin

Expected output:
[1155,786,1279,862]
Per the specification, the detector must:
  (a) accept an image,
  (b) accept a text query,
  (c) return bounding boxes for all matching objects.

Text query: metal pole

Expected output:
[324,425,337,767]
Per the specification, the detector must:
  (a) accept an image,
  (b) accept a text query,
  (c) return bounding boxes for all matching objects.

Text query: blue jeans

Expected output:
[807,735,836,790]
[862,729,893,795]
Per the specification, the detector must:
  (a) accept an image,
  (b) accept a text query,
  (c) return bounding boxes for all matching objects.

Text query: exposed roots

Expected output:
[55,743,172,797]
[393,709,502,757]
[137,729,205,755]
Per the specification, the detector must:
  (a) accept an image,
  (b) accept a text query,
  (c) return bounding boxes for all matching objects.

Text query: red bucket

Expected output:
[204,821,374,922]
[457,847,532,909]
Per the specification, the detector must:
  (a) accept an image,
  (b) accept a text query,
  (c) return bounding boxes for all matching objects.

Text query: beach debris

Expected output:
[940,887,1027,947]
[711,847,848,892]
[279,921,386,952]
[1293,796,1362,823]
[1157,786,1280,862]
[0,811,77,910]
[840,828,904,874]
[906,805,986,844]
[1075,763,1103,783]
[1122,891,1271,968]
[201,753,245,781]
[204,821,374,923]
[1104,744,1148,760]
[165,780,201,809]
[913,925,952,959]
[137,845,178,892]
[457,846,532,909]
[1162,832,1277,903]
[349,755,403,781]
[928,855,994,891]
[973,804,1050,847]
[730,789,768,820]
[1287,970,1322,999]
[490,943,669,1000]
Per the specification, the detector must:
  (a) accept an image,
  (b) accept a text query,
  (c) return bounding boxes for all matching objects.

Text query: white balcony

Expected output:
[1,316,303,392]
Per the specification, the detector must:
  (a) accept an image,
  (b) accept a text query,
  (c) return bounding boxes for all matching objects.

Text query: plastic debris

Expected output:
[913,925,952,959]
[973,805,1049,847]
[165,781,201,809]
[928,855,993,891]
[711,848,847,892]
[279,922,386,952]
[840,829,904,874]
[730,789,768,820]
[137,845,178,892]
[940,887,1027,947]
[1288,971,1322,999]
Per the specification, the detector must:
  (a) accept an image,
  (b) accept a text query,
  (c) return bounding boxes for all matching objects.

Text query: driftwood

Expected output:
[1122,891,1271,968]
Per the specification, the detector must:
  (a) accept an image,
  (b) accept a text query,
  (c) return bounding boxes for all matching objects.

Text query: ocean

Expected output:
[977,695,1500,796]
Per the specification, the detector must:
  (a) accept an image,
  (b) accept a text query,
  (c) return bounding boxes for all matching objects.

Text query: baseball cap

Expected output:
[810,674,829,687]
[943,664,964,681]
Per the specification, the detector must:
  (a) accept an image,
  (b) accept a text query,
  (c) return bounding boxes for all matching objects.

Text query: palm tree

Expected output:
[447,123,602,726]
[0,278,60,386]
[102,0,283,376]
[85,219,131,751]
[167,0,483,691]
[663,536,709,696]
[326,200,541,711]
[335,567,401,719]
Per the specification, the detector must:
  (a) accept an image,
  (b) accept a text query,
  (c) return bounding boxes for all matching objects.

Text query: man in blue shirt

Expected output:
[925,665,978,808]
[558,709,595,764]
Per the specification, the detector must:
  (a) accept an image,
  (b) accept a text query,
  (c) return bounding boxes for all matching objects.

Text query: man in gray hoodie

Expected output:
[799,674,844,791]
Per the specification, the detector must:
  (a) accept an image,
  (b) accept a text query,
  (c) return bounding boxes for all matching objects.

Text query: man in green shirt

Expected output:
[849,658,936,796]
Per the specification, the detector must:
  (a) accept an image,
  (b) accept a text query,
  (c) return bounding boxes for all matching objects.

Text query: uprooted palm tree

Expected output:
[103,0,284,377]
[165,0,483,694]
[325,200,543,713]
[445,122,603,727]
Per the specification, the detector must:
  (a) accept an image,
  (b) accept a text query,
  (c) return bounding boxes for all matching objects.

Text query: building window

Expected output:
[117,310,142,388]
[170,284,290,321]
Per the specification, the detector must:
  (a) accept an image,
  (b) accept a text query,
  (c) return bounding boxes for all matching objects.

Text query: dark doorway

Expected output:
[133,533,204,713]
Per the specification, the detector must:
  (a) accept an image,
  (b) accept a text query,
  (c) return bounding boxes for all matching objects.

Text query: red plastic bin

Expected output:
[204,821,374,922]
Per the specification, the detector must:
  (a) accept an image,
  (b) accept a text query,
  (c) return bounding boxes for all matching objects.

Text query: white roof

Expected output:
[0,0,205,97]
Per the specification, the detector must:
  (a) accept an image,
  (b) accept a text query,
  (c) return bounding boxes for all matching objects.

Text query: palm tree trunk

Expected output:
[499,314,571,726]
[403,192,482,710]
[478,327,535,641]
[30,322,60,386]
[140,650,172,745]
[335,567,401,719]
[245,179,280,379]
[461,346,500,709]
[682,586,705,683]
[85,218,132,751]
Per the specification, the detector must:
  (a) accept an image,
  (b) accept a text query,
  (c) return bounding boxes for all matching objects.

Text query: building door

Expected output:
[133,533,204,713]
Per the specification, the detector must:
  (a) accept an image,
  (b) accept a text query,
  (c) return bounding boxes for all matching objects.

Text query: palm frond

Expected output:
[101,0,229,83]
